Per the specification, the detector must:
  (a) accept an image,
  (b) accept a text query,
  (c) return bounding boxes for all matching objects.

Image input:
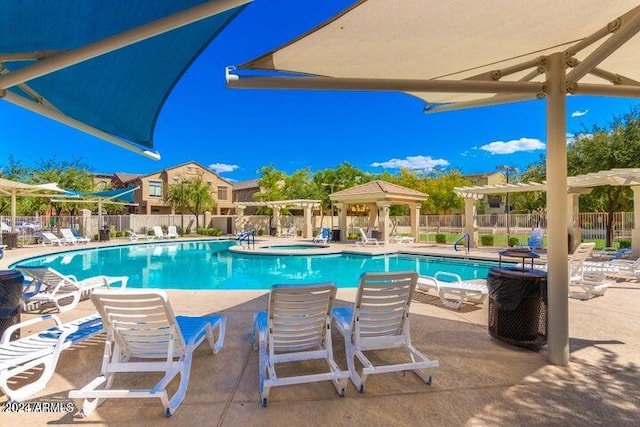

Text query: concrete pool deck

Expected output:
[0,237,638,426]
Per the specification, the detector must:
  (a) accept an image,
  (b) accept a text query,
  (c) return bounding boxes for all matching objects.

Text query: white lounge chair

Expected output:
[0,313,103,402]
[570,269,611,300]
[39,231,66,246]
[332,271,439,392]
[153,225,168,239]
[167,225,179,238]
[354,227,380,246]
[60,228,90,244]
[417,272,488,310]
[585,256,640,281]
[253,282,349,407]
[69,289,226,417]
[16,266,128,312]
[280,225,297,237]
[389,234,415,244]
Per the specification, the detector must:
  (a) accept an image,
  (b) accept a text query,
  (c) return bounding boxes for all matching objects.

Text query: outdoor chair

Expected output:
[354,227,380,247]
[39,231,67,246]
[167,225,179,238]
[389,234,415,244]
[568,242,611,299]
[69,289,226,417]
[332,271,439,392]
[417,272,488,310]
[0,313,103,402]
[281,225,297,238]
[16,266,128,313]
[312,227,331,244]
[60,228,90,244]
[253,282,349,407]
[595,256,640,280]
[153,225,168,239]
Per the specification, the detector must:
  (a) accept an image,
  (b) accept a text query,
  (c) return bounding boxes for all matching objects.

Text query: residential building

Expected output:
[114,161,235,215]
[233,179,260,214]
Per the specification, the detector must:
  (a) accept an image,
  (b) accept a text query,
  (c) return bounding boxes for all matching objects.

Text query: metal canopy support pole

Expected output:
[10,191,17,232]
[545,52,569,366]
[632,186,640,258]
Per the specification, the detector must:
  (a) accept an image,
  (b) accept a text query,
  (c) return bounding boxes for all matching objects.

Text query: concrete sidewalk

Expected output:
[0,239,638,426]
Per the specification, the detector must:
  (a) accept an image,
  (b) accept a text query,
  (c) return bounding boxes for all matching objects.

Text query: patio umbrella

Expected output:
[226,0,640,365]
[0,177,70,241]
[0,0,251,159]
[52,187,139,241]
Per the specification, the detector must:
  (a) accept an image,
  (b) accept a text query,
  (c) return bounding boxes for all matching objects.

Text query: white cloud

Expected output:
[370,155,449,172]
[571,109,589,118]
[566,132,593,145]
[208,163,239,174]
[478,137,545,155]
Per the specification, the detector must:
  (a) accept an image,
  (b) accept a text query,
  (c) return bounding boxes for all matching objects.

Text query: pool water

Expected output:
[261,244,327,249]
[13,241,500,290]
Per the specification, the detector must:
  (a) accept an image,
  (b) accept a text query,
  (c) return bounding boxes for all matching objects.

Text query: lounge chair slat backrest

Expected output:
[91,290,186,359]
[17,266,80,294]
[268,283,336,354]
[353,271,416,341]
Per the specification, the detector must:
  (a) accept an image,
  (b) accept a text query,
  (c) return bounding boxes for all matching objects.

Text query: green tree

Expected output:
[30,157,94,216]
[185,175,215,230]
[165,178,190,233]
[423,170,469,214]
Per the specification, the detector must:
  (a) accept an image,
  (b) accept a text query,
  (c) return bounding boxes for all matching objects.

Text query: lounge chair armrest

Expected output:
[0,313,63,344]
[434,271,462,282]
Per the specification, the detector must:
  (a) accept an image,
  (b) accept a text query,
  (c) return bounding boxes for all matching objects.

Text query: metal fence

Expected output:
[1,211,635,245]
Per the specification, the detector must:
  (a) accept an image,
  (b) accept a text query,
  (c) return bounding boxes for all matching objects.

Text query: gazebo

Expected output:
[330,180,427,243]
[454,168,640,257]
[234,199,321,238]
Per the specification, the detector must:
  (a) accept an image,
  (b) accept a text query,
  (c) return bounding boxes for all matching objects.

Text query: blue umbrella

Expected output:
[0,0,251,159]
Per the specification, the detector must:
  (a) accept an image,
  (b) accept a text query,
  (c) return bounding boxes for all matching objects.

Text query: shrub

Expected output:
[93,234,99,241]
[618,240,631,249]
[347,233,358,240]
[508,237,520,247]
[435,234,446,244]
[480,235,494,246]
[257,229,264,236]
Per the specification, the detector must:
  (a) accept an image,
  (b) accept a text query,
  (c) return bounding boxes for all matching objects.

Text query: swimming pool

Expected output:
[13,241,501,290]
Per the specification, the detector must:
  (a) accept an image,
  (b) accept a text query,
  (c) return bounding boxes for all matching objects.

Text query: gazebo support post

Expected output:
[336,202,347,242]
[234,206,245,234]
[463,197,479,248]
[409,203,421,242]
[567,194,581,253]
[546,52,570,366]
[303,204,313,238]
[377,202,391,244]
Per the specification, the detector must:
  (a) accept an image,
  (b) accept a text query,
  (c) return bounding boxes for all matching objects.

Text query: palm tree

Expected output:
[165,179,190,233]
[186,175,215,230]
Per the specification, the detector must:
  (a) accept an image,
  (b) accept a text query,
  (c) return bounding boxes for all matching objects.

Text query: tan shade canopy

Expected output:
[231,0,640,110]
[228,1,640,366]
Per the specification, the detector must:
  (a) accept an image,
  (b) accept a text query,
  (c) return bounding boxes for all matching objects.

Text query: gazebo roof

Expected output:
[331,180,427,204]
[454,168,640,198]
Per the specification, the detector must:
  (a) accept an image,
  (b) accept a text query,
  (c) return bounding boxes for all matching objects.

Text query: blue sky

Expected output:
[1,0,639,182]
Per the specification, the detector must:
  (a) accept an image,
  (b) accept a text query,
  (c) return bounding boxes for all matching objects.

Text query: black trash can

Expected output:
[487,267,547,348]
[331,229,341,242]
[1,232,19,249]
[99,228,110,241]
[0,270,23,341]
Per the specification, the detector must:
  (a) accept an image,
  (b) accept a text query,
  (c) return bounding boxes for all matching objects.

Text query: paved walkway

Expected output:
[0,238,638,426]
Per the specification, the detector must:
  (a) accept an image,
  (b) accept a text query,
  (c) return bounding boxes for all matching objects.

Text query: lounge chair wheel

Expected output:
[339,388,346,397]
[262,398,268,407]
[359,385,364,393]
[165,408,172,417]
[426,376,432,385]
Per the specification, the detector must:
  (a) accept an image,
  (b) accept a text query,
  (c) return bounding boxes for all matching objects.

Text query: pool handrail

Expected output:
[454,233,470,253]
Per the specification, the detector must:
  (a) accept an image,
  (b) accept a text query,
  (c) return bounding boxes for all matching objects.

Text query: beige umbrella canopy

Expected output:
[0,177,69,232]
[228,1,640,365]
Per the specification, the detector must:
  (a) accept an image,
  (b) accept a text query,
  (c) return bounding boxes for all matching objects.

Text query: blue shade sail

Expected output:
[0,1,249,151]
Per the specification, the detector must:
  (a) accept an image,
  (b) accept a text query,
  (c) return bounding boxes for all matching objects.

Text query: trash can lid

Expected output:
[0,269,23,281]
